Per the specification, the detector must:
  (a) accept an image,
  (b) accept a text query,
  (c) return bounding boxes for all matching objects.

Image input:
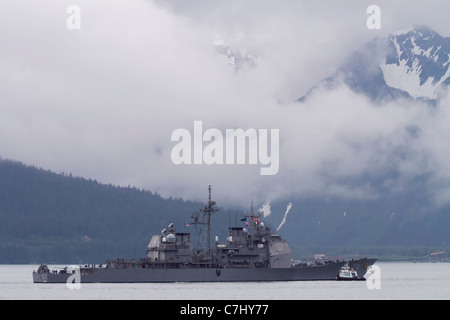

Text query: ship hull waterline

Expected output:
[33,258,376,283]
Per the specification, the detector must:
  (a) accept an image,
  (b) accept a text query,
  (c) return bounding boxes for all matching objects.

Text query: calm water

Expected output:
[0,263,449,300]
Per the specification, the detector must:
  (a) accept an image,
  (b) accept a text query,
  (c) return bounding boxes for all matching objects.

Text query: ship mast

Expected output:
[190,186,219,258]
[246,200,260,248]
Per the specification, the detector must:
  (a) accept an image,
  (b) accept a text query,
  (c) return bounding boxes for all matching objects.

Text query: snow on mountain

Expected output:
[215,43,258,73]
[380,27,450,100]
[298,26,450,103]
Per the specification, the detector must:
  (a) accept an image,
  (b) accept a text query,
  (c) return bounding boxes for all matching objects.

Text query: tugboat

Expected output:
[33,186,376,283]
[336,262,366,281]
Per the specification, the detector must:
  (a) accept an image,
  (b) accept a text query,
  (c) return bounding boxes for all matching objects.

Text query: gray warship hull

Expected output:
[33,187,377,284]
[33,258,376,283]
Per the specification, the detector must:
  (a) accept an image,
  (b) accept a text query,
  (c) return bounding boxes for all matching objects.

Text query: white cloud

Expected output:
[1,0,450,206]
[276,202,292,232]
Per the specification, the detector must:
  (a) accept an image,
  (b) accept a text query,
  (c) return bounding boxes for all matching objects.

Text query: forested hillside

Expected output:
[1,158,449,263]
[0,159,237,263]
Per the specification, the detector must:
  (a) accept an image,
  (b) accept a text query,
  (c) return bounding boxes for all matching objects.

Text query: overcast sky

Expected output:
[1,0,450,206]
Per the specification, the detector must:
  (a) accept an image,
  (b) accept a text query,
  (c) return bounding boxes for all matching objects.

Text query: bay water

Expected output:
[1,262,449,300]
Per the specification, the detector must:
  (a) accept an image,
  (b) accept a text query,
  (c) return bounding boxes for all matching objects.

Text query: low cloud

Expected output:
[257,202,271,218]
[276,202,292,232]
[1,0,450,208]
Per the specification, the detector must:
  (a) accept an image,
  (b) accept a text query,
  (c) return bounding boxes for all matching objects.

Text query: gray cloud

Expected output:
[1,0,450,206]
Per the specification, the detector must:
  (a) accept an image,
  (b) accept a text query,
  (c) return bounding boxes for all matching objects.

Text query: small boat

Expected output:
[336,262,366,281]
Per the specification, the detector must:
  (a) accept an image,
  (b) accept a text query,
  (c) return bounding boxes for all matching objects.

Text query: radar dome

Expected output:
[167,234,176,243]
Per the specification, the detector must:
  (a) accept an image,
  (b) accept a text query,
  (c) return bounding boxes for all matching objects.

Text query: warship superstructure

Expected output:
[33,186,377,283]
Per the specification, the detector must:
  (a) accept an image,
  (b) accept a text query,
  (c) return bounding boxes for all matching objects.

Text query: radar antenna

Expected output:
[190,186,219,259]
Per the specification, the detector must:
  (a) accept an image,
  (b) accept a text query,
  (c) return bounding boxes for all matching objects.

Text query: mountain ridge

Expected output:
[0,158,240,263]
[1,157,449,263]
[298,26,450,104]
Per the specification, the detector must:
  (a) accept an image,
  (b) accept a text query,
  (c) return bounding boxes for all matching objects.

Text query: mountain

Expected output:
[0,158,241,263]
[267,191,450,250]
[1,157,448,263]
[299,26,450,103]
[215,43,258,73]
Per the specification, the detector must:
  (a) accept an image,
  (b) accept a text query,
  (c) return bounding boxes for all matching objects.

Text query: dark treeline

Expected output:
[1,158,449,263]
[0,159,240,263]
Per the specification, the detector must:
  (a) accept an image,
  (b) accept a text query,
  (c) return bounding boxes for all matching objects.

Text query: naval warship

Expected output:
[33,186,377,283]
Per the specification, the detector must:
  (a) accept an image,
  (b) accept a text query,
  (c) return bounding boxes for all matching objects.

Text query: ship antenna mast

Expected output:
[248,200,259,248]
[190,185,219,259]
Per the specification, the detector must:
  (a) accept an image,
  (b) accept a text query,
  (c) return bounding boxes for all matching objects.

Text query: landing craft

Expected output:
[33,186,377,283]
